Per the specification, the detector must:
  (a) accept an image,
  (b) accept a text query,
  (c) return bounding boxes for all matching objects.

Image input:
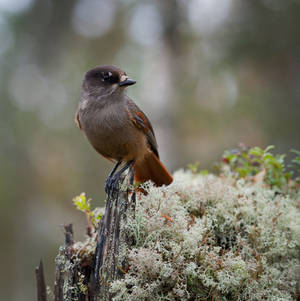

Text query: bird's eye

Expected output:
[101,71,113,81]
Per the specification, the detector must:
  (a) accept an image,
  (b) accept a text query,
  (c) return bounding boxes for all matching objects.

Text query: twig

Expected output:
[36,260,47,301]
[64,223,74,246]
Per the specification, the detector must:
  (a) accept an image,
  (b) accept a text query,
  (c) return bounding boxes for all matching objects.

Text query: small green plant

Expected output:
[73,193,91,212]
[290,149,300,185]
[218,144,299,191]
[188,161,209,175]
[73,193,103,228]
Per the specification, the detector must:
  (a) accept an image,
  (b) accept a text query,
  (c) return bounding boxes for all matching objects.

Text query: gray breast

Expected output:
[79,100,133,159]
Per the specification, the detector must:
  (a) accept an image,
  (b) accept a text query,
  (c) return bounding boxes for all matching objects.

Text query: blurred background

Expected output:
[1,0,300,299]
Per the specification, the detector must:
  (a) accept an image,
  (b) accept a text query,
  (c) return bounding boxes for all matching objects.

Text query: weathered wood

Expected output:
[91,175,136,300]
[64,223,74,246]
[36,260,47,301]
[54,224,75,301]
[54,258,63,301]
[38,173,136,300]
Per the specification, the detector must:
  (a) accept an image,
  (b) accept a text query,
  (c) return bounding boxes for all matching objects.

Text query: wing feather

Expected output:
[126,99,159,158]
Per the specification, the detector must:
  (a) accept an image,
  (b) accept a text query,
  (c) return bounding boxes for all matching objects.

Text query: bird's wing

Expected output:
[126,99,159,158]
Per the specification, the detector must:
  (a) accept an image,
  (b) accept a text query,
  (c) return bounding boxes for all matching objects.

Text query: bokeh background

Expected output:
[1,0,300,299]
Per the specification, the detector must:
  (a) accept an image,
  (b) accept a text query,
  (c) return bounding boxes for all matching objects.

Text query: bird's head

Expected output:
[82,65,136,100]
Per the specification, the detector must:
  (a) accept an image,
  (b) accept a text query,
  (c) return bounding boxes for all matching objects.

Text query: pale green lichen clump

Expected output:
[110,170,300,300]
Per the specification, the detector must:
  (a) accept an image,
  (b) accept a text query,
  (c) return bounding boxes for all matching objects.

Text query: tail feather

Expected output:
[133,152,173,186]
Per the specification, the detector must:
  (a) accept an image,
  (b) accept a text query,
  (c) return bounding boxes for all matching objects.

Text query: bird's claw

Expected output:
[105,175,119,196]
[105,160,134,196]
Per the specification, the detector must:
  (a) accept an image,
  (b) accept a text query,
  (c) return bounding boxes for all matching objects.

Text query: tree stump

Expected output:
[37,176,136,301]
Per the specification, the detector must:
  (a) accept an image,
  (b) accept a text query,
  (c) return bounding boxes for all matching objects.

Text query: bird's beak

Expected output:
[119,75,136,86]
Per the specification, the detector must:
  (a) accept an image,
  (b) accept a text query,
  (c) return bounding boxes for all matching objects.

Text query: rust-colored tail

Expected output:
[134,152,173,186]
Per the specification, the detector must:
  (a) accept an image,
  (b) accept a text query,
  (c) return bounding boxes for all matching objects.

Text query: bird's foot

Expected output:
[105,160,135,196]
[105,175,120,196]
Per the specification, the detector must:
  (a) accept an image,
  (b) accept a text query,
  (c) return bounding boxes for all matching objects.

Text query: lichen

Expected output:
[108,170,300,300]
[54,235,96,300]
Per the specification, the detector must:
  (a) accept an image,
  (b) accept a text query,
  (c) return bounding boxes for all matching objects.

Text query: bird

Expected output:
[75,65,173,194]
